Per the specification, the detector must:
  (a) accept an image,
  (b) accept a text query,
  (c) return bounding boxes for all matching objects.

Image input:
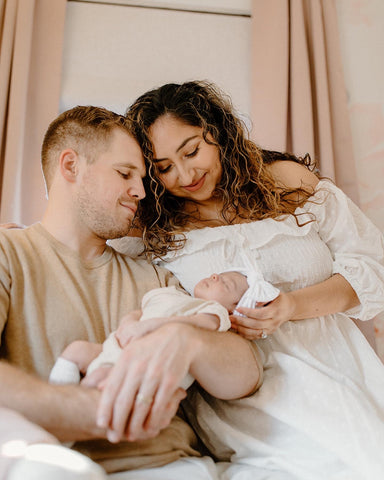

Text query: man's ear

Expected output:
[59,149,79,182]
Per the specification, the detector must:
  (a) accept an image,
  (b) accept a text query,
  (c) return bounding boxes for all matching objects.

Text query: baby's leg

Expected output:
[49,341,102,385]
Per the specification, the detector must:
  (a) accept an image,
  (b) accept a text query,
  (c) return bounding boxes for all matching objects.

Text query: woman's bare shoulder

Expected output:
[265,160,319,192]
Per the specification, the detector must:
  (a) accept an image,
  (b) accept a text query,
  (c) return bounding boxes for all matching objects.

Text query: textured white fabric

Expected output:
[147,180,384,479]
[107,456,219,480]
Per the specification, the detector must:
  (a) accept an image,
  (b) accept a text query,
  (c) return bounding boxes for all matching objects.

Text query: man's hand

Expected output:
[97,323,194,443]
[96,322,262,443]
[81,365,113,389]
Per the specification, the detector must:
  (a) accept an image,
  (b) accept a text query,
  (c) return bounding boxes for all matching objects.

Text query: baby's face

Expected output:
[194,271,249,313]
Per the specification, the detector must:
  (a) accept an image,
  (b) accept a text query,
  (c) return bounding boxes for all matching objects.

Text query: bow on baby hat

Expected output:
[228,251,280,315]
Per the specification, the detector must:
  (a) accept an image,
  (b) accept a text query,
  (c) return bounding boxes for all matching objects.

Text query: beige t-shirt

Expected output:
[0,223,201,472]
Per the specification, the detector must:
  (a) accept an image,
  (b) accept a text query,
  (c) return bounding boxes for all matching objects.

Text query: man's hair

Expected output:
[41,105,131,190]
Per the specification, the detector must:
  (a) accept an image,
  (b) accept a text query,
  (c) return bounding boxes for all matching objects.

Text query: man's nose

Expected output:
[129,178,146,200]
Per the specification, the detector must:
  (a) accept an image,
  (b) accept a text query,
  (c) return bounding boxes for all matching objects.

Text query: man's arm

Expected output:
[0,361,104,442]
[115,312,220,345]
[0,360,184,443]
[97,323,261,443]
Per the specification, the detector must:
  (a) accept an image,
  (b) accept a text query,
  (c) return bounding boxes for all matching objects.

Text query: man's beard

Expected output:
[76,191,133,240]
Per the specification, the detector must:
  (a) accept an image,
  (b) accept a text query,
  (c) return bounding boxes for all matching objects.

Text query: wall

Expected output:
[60,1,252,121]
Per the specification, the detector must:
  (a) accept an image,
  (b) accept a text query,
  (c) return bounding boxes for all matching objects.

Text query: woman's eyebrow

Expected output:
[153,135,200,163]
[176,135,199,153]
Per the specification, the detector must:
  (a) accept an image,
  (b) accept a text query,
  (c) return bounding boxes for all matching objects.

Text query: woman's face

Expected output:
[148,115,222,203]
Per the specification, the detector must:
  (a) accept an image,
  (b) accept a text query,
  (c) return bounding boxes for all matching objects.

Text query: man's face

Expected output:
[75,128,146,240]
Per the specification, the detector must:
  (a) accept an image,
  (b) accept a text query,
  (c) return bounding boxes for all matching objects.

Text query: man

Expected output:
[0,106,261,479]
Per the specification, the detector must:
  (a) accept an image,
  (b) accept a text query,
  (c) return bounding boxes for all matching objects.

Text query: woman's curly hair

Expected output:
[127,81,318,259]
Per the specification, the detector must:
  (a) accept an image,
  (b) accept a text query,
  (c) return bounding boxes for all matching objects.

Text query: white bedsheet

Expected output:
[108,456,221,480]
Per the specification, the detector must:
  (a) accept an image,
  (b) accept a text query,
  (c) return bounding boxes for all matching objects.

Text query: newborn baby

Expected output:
[49,270,279,388]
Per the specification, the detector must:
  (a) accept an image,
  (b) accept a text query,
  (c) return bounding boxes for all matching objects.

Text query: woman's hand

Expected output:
[231,292,296,340]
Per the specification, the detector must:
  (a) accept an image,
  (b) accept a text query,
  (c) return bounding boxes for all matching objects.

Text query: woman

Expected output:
[114,81,384,479]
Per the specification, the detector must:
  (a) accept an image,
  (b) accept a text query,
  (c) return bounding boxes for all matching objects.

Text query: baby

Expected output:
[49,270,279,388]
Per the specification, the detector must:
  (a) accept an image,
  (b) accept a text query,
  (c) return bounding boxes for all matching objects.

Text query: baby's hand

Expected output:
[115,321,154,347]
[115,310,142,347]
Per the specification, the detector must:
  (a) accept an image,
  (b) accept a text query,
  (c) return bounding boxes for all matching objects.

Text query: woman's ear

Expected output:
[59,149,79,182]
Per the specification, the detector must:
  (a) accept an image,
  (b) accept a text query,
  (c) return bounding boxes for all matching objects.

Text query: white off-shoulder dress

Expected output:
[146,180,384,480]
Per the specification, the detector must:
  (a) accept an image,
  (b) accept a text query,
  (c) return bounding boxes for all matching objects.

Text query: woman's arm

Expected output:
[233,274,359,339]
[232,160,384,339]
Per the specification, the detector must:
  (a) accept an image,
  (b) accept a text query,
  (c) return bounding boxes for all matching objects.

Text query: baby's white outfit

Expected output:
[49,286,230,389]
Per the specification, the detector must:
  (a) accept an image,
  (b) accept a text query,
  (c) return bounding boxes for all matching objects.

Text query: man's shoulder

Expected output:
[0,223,39,247]
[112,251,179,288]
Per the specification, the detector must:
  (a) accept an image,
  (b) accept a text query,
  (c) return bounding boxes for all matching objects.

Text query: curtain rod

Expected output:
[67,0,251,18]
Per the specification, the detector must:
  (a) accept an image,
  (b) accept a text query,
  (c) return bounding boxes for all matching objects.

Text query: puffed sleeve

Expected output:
[107,236,145,257]
[303,180,384,320]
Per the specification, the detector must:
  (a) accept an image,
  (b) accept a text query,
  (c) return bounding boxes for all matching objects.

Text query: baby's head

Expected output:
[194,271,249,313]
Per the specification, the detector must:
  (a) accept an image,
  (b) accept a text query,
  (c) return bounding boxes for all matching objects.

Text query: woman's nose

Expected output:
[177,165,194,185]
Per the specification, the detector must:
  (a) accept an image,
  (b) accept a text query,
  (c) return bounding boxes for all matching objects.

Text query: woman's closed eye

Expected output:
[158,164,172,174]
[185,146,200,158]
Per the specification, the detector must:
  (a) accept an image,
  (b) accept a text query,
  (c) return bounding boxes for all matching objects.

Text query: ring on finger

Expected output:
[136,392,153,405]
[260,330,268,339]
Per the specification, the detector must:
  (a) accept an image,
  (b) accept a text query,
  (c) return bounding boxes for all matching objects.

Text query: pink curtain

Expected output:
[0,0,67,225]
[250,0,380,352]
[250,0,360,204]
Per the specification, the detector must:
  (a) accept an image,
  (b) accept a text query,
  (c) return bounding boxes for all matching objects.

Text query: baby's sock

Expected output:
[49,357,81,385]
